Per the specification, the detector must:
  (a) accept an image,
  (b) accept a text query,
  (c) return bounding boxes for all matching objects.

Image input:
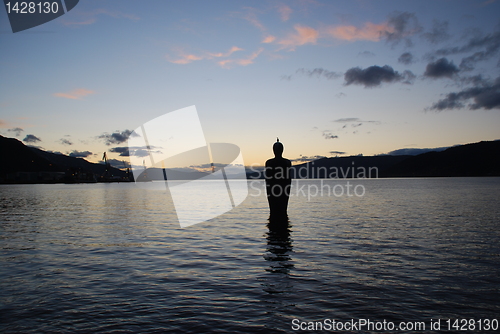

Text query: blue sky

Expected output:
[1,0,499,167]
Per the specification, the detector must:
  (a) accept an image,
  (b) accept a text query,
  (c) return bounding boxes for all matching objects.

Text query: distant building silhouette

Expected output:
[265,138,292,219]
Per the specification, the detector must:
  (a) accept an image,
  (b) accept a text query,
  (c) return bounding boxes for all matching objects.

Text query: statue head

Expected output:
[273,137,284,157]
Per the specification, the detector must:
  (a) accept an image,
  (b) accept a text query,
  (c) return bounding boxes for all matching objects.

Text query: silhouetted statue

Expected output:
[265,138,292,219]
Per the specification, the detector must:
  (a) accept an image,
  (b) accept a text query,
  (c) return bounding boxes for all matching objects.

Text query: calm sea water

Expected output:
[1,178,499,333]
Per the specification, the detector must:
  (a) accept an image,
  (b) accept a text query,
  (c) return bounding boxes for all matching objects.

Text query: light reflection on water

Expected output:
[1,178,499,333]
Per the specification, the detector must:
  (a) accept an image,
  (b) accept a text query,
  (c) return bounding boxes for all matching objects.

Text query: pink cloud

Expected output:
[218,48,264,68]
[208,46,243,58]
[277,4,292,21]
[168,46,247,65]
[53,88,95,100]
[169,53,204,64]
[324,22,394,42]
[278,25,319,50]
[235,48,263,66]
[242,9,266,31]
[262,35,276,43]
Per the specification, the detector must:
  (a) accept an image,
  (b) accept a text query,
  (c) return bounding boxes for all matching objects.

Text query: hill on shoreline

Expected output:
[0,135,128,183]
[382,140,500,177]
[247,140,500,179]
[1,135,499,183]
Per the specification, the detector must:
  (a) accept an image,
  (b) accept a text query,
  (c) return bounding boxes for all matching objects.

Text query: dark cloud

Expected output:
[190,163,226,169]
[344,65,415,87]
[99,129,134,146]
[292,155,327,163]
[125,145,162,157]
[47,150,64,155]
[459,50,496,71]
[329,151,346,155]
[23,134,41,143]
[334,118,361,123]
[422,20,450,44]
[427,75,500,111]
[333,118,381,125]
[280,75,292,81]
[7,127,23,136]
[110,146,130,157]
[59,138,73,145]
[358,51,375,57]
[459,74,487,86]
[424,58,459,79]
[398,52,414,65]
[131,149,151,157]
[296,68,342,80]
[384,12,423,46]
[436,30,500,55]
[69,150,93,158]
[322,131,338,139]
[435,30,500,71]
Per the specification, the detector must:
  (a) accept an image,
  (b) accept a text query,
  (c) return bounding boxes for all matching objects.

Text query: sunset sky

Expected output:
[1,0,499,168]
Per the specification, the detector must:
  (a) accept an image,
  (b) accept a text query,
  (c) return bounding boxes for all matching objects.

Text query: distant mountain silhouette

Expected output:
[247,140,500,179]
[383,140,500,177]
[30,145,126,177]
[2,136,499,183]
[290,155,410,179]
[0,135,211,184]
[0,135,128,183]
[0,135,58,174]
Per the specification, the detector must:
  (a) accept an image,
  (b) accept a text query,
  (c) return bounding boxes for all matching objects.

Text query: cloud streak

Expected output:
[59,138,73,145]
[292,155,327,163]
[427,76,500,111]
[8,127,23,136]
[422,20,450,44]
[383,12,422,46]
[168,46,263,68]
[53,88,95,100]
[277,4,292,21]
[123,145,163,157]
[242,8,266,31]
[218,48,263,68]
[296,68,342,79]
[322,130,338,139]
[434,30,500,71]
[325,22,393,42]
